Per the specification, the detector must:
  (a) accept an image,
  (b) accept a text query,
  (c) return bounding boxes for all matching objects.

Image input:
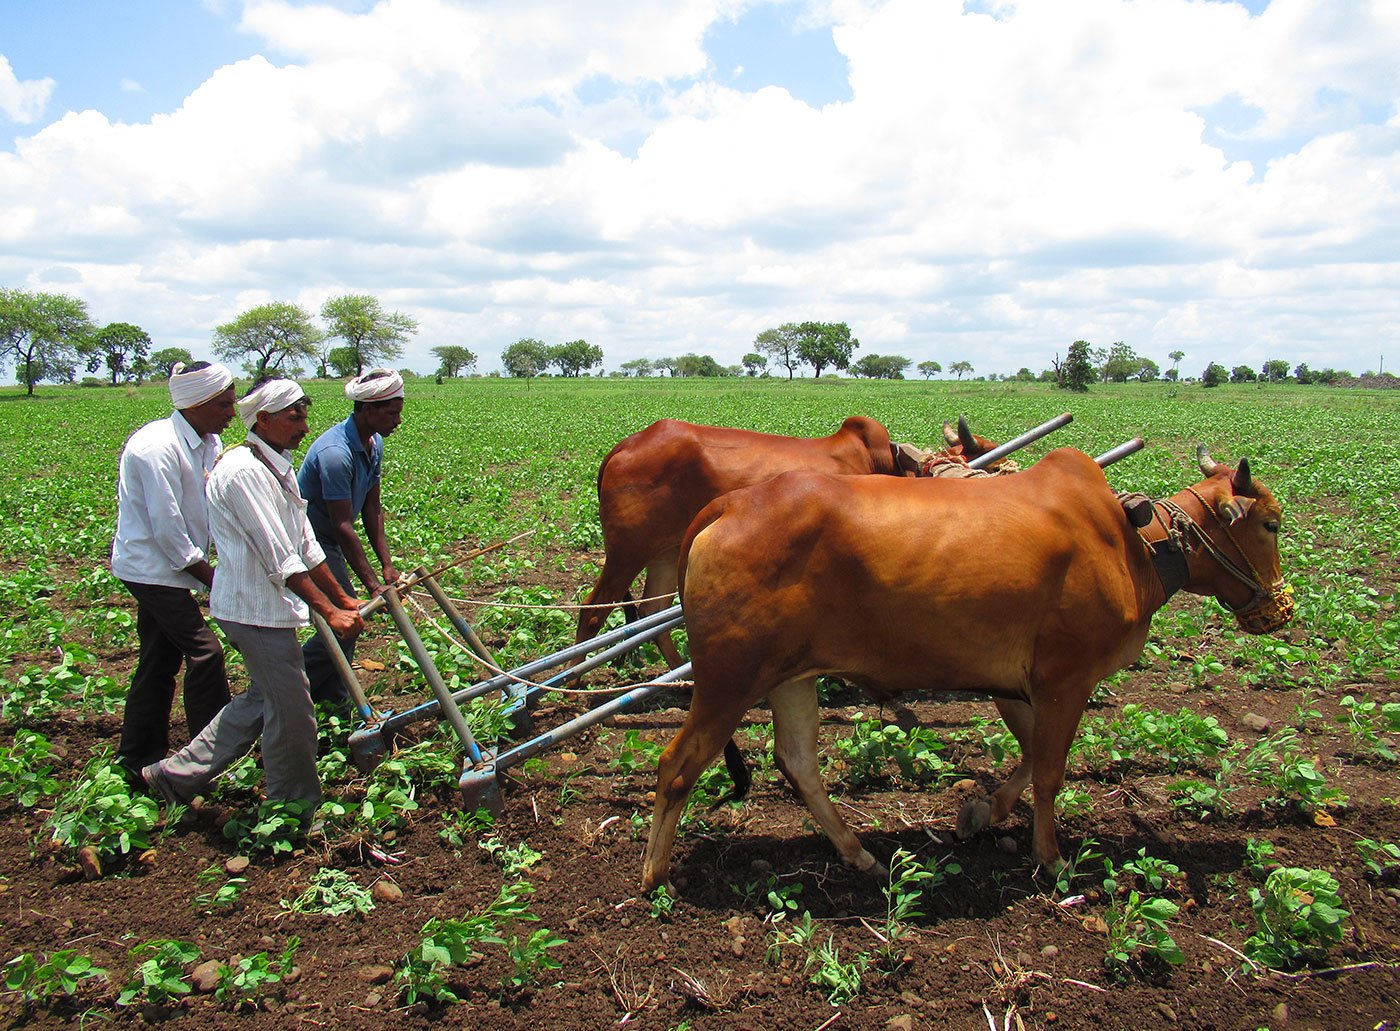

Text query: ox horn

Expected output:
[1232,457,1253,495]
[1196,444,1222,478]
[957,414,976,451]
[942,421,960,447]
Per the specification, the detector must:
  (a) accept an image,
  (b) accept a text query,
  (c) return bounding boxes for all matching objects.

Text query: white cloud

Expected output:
[1,0,1398,377]
[0,55,53,123]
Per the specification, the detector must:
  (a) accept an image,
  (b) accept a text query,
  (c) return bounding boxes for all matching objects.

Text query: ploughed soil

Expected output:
[1,547,1398,1030]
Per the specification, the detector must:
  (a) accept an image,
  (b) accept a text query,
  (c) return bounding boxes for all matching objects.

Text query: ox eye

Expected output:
[1263,519,1280,534]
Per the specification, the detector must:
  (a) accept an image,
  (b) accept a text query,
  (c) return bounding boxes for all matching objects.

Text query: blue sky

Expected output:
[2,0,1397,379]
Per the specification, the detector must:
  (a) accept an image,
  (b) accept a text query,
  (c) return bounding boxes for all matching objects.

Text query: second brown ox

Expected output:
[577,415,998,667]
[642,445,1292,891]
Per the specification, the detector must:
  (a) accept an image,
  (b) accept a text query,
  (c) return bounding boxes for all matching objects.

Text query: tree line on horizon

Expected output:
[1,287,1380,393]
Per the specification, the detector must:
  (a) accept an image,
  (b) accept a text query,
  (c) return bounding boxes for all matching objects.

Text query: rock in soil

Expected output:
[225,855,250,875]
[77,846,102,881]
[191,960,222,993]
[372,880,403,903]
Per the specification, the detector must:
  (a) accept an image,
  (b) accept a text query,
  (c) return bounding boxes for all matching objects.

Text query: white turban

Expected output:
[168,362,234,410]
[345,368,405,403]
[237,379,307,429]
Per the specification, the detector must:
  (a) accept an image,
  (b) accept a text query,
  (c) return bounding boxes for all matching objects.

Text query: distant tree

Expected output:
[1202,362,1228,387]
[326,346,359,378]
[1293,362,1313,384]
[852,354,911,379]
[917,360,942,379]
[502,338,550,378]
[1231,364,1257,383]
[1038,368,1057,382]
[673,353,729,377]
[653,356,678,377]
[213,302,322,380]
[1057,340,1096,392]
[1168,350,1186,378]
[741,352,767,377]
[1262,359,1290,383]
[1136,358,1160,382]
[0,289,93,395]
[548,339,603,377]
[948,360,974,380]
[795,321,859,378]
[82,321,152,385]
[754,324,802,379]
[149,347,194,378]
[619,358,654,378]
[432,345,477,378]
[1163,368,1179,382]
[1100,341,1142,383]
[320,294,418,376]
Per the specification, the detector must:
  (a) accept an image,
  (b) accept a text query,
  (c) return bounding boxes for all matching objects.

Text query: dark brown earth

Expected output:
[1,545,1398,1030]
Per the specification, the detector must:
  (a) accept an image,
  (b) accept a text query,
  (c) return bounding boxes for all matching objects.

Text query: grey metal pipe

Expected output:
[967,412,1073,470]
[381,585,484,765]
[372,603,682,736]
[1094,437,1145,468]
[309,610,376,722]
[416,568,497,666]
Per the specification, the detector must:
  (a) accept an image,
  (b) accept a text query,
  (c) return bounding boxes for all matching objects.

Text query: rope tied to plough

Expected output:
[404,593,693,696]
[445,592,679,612]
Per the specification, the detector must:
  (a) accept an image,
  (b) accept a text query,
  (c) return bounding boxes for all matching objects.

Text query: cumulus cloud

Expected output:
[1,0,1398,376]
[0,55,53,123]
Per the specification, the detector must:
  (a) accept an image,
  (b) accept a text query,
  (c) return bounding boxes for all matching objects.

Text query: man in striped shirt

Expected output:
[142,378,363,808]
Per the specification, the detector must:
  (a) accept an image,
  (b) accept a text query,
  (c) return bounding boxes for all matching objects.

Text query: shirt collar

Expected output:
[171,410,207,451]
[246,431,295,476]
[342,412,374,456]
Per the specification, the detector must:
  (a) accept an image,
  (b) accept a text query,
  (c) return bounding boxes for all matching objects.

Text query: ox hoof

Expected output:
[955,798,993,840]
[849,850,887,881]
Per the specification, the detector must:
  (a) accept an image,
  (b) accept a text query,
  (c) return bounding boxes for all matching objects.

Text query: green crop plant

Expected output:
[478,836,544,875]
[609,729,663,776]
[395,880,555,1006]
[3,950,107,1009]
[1337,693,1400,760]
[118,939,200,1007]
[213,937,300,1011]
[222,798,314,856]
[0,730,61,807]
[1103,847,1183,895]
[193,864,247,914]
[876,849,959,968]
[764,910,867,1005]
[45,752,160,864]
[832,716,953,786]
[1242,728,1348,814]
[647,885,675,920]
[1244,867,1349,970]
[438,807,495,849]
[501,928,567,994]
[1103,891,1184,976]
[1355,838,1400,880]
[282,868,375,916]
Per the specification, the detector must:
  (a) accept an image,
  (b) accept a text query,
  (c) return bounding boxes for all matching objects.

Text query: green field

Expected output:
[1,377,1398,1026]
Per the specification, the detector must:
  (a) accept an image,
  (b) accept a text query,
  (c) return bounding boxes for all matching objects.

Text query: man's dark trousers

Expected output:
[118,580,229,768]
[300,541,357,703]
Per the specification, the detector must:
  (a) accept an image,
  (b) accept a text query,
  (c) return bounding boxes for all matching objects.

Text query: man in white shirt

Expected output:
[112,361,236,785]
[143,378,364,808]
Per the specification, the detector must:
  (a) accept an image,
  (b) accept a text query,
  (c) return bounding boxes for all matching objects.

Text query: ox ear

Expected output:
[1217,495,1255,525]
[1232,457,1253,495]
[942,421,960,447]
[957,415,976,452]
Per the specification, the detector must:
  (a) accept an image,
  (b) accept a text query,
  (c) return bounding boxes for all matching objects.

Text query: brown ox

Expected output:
[576,415,998,667]
[642,446,1291,890]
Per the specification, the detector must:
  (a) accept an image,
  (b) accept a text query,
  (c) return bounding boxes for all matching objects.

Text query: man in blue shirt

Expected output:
[298,368,405,702]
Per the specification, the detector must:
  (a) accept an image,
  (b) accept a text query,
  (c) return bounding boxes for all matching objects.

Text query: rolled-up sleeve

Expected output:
[134,449,205,573]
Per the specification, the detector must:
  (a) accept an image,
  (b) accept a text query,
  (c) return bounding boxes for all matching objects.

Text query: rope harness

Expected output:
[1129,488,1293,634]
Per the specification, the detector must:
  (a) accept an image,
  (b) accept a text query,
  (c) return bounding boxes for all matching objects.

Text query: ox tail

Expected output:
[713,739,752,808]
